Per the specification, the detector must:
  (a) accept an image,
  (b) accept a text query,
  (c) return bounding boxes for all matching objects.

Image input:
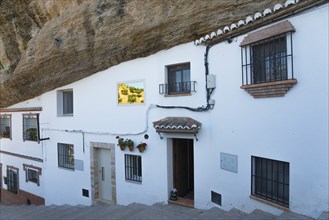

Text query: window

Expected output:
[125,154,142,182]
[0,114,11,139]
[23,164,42,186]
[241,21,295,86]
[251,156,289,208]
[159,63,196,95]
[7,166,19,194]
[57,89,73,116]
[58,143,74,170]
[251,35,288,84]
[23,114,38,142]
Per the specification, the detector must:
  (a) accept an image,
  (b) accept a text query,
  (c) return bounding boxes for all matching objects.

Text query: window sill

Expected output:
[240,79,297,98]
[57,114,74,117]
[23,140,39,143]
[125,179,142,184]
[250,195,289,211]
[164,93,192,97]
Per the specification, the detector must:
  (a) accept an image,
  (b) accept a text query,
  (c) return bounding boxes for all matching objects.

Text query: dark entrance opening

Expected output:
[173,138,194,200]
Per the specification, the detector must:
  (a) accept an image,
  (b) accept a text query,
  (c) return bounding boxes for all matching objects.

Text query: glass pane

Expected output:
[23,116,38,141]
[0,116,10,138]
[167,64,190,94]
[63,91,73,114]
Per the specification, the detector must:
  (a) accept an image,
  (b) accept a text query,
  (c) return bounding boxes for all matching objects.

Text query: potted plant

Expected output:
[137,142,147,153]
[116,136,126,151]
[26,128,37,141]
[126,139,134,151]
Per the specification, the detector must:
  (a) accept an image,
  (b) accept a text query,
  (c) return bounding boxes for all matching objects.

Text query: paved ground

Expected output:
[0,202,328,220]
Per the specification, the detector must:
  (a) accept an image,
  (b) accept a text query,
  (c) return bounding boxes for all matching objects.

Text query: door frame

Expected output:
[90,142,116,204]
[167,137,194,200]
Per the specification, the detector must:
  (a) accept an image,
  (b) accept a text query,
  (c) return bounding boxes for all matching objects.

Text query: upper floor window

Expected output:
[0,114,11,139]
[23,114,38,142]
[159,63,196,95]
[240,21,295,86]
[251,156,289,208]
[58,143,75,170]
[57,89,73,116]
[125,154,142,183]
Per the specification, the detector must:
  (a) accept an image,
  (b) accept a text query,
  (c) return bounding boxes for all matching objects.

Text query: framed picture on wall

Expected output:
[117,80,145,105]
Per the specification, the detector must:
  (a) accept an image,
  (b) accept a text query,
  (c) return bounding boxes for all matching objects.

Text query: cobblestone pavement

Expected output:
[0,202,328,220]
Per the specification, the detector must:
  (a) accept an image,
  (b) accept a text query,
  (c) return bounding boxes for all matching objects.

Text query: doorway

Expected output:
[97,148,112,201]
[172,138,194,202]
[91,142,116,204]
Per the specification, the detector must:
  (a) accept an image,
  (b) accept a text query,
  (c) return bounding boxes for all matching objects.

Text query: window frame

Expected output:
[57,143,75,170]
[251,156,290,208]
[124,154,142,183]
[57,89,74,116]
[0,114,12,140]
[22,114,39,142]
[251,34,288,84]
[23,164,42,186]
[241,32,294,86]
[159,62,196,96]
[6,165,19,194]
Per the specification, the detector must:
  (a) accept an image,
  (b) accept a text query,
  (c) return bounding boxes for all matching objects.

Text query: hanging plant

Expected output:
[126,139,134,151]
[116,136,126,151]
[137,142,147,153]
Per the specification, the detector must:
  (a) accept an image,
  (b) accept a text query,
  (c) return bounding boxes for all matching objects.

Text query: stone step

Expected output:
[0,204,42,218]
[277,211,315,220]
[1,203,325,219]
[195,207,227,219]
[317,211,329,220]
[218,208,248,219]
[243,209,276,220]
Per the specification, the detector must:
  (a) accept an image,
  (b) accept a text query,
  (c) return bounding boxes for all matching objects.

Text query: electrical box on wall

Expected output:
[207,74,216,89]
[220,152,238,173]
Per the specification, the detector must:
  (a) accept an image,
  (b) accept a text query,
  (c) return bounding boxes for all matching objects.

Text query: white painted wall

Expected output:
[206,4,329,218]
[0,98,45,198]
[1,3,327,218]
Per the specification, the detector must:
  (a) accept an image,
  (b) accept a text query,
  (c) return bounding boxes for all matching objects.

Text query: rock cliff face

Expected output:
[0,0,288,107]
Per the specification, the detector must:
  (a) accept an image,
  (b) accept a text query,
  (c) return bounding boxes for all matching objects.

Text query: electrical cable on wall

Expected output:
[42,104,157,136]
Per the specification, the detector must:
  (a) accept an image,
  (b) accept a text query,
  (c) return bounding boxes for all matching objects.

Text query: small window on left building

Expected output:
[23,114,38,142]
[23,164,42,186]
[7,166,19,194]
[0,114,12,139]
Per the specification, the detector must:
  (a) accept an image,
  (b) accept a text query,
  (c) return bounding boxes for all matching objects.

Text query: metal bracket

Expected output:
[157,132,163,140]
[194,133,199,141]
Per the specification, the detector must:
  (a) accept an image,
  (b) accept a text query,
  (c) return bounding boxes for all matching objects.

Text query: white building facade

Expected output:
[0,1,328,218]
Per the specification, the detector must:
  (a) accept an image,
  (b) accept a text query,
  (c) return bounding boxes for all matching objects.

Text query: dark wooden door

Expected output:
[173,139,194,197]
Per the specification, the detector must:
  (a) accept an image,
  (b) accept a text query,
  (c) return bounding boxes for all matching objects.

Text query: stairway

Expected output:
[0,203,327,219]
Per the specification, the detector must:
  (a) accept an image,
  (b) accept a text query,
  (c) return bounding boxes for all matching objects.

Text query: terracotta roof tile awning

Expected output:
[153,117,201,133]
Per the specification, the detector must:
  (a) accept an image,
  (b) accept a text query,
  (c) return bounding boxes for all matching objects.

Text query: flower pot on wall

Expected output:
[137,147,145,153]
[128,145,134,151]
[119,145,126,151]
[137,142,147,153]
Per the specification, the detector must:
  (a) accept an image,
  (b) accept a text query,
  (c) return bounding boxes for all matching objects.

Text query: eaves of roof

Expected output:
[194,0,328,46]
